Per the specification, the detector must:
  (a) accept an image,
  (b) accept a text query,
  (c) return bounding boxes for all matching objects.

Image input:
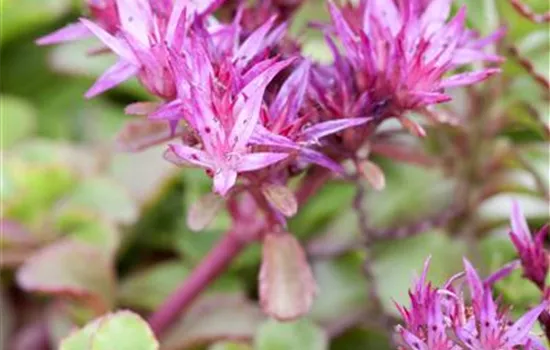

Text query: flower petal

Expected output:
[511,200,531,242]
[36,22,90,45]
[213,168,237,196]
[235,152,289,172]
[168,144,213,168]
[504,301,549,346]
[80,18,136,63]
[440,69,500,89]
[85,60,139,98]
[300,117,371,142]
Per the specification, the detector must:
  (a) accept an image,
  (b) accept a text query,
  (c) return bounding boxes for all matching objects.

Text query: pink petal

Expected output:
[213,168,237,196]
[168,144,213,168]
[511,200,531,242]
[463,259,483,309]
[116,0,153,46]
[299,148,344,174]
[36,22,90,45]
[395,325,429,350]
[484,260,520,286]
[234,16,276,67]
[235,152,289,172]
[80,18,136,63]
[369,0,401,35]
[440,69,500,89]
[421,0,452,35]
[452,49,504,65]
[504,301,549,346]
[85,60,139,98]
[270,60,311,122]
[231,59,295,150]
[249,125,298,150]
[165,0,188,47]
[300,117,371,141]
[149,100,184,120]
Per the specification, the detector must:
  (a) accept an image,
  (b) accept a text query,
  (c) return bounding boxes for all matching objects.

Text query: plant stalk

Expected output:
[148,230,246,336]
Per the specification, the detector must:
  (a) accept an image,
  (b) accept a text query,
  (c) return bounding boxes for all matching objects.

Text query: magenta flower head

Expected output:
[394,258,548,350]
[324,0,504,122]
[455,259,549,350]
[39,0,226,99]
[394,257,460,350]
[509,201,549,290]
[36,0,120,45]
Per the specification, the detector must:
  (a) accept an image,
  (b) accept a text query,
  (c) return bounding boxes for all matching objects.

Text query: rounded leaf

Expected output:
[60,311,159,350]
[262,184,298,217]
[260,233,317,321]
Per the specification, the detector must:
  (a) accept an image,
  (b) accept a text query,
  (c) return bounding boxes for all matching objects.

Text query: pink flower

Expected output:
[453,260,548,350]
[251,60,372,173]
[509,201,549,290]
[394,258,548,350]
[36,0,119,45]
[394,257,461,350]
[160,27,296,195]
[324,0,504,120]
[39,0,226,99]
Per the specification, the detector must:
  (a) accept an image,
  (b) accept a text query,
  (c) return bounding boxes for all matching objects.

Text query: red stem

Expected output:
[148,231,246,336]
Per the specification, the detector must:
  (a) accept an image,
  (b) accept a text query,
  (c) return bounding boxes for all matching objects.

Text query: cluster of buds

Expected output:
[395,204,550,349]
[39,0,505,322]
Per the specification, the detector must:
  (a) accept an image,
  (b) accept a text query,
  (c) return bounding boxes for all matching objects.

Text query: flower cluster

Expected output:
[38,0,506,322]
[395,202,550,349]
[38,0,503,199]
[395,258,548,350]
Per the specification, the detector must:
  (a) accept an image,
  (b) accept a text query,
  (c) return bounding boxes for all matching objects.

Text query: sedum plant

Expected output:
[1,0,548,349]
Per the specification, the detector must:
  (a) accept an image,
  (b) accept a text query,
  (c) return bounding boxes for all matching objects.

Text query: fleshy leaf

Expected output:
[360,160,386,191]
[0,95,36,149]
[16,239,115,312]
[62,177,138,225]
[116,119,184,152]
[260,233,317,321]
[254,319,328,350]
[60,311,158,350]
[261,184,298,217]
[161,294,264,350]
[187,193,225,232]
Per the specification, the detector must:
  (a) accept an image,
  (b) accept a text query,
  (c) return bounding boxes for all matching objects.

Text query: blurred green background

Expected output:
[1,0,549,349]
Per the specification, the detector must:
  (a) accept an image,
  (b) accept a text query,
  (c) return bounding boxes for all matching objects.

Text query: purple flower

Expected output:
[394,257,461,350]
[39,0,226,99]
[323,0,504,120]
[37,0,120,45]
[394,258,548,350]
[509,201,549,290]
[250,60,372,174]
[453,260,548,350]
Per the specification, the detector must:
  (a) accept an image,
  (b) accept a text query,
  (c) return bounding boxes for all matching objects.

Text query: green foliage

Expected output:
[60,311,159,350]
[254,319,328,350]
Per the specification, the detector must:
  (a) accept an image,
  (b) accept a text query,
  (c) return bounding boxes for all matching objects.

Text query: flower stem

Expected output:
[148,230,246,336]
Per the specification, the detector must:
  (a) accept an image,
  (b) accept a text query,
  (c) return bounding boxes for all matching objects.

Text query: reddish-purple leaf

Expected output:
[187,193,224,232]
[259,233,317,321]
[16,239,115,312]
[359,160,386,191]
[261,184,298,217]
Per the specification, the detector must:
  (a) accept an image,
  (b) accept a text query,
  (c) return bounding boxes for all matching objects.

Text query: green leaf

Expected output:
[364,162,454,229]
[162,294,264,350]
[4,158,77,228]
[63,177,139,225]
[16,239,116,311]
[118,261,244,311]
[1,0,72,44]
[0,95,37,149]
[60,311,159,350]
[372,230,466,315]
[290,182,355,238]
[331,328,392,350]
[310,254,367,325]
[254,319,328,350]
[55,209,121,255]
[209,342,253,350]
